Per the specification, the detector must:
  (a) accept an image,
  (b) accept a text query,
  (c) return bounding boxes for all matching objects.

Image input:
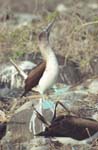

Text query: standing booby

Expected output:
[23,19,59,135]
[22,19,59,97]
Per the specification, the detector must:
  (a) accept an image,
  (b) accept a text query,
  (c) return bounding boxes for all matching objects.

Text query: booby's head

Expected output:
[38,19,56,43]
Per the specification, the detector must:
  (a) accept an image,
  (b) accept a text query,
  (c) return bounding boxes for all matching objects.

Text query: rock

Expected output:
[3,99,53,143]
[0,60,36,92]
[87,2,98,10]
[56,4,68,13]
[0,87,10,98]
[14,13,42,26]
[1,99,35,144]
[87,79,98,94]
[6,108,33,143]
[58,59,82,84]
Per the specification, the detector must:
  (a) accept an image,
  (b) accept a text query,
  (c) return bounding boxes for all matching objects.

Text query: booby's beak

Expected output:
[39,18,56,41]
[43,18,56,37]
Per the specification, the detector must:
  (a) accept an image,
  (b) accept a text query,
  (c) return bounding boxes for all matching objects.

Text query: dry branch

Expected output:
[9,58,27,80]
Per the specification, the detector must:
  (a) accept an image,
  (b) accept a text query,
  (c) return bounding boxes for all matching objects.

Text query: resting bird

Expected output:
[22,19,59,98]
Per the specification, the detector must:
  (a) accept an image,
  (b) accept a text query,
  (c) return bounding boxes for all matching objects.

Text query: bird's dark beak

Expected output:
[39,17,56,41]
[44,18,56,37]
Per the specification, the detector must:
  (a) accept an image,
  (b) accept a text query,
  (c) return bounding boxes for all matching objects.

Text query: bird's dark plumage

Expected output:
[0,122,7,140]
[21,61,46,97]
[37,115,98,140]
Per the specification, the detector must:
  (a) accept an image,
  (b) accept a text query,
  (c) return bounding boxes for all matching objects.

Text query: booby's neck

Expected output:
[39,42,56,61]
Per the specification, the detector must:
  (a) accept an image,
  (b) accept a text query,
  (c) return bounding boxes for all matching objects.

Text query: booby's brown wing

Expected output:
[21,61,46,97]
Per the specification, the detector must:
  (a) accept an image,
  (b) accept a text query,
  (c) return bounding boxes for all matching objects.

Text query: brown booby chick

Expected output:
[22,19,59,97]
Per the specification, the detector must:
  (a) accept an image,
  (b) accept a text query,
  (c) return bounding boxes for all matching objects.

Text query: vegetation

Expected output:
[0,10,98,74]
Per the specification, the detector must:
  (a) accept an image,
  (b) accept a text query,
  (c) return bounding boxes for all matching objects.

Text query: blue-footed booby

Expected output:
[22,19,59,97]
[22,19,59,135]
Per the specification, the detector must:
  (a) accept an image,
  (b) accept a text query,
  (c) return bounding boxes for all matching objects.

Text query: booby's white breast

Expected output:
[38,52,59,94]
